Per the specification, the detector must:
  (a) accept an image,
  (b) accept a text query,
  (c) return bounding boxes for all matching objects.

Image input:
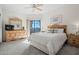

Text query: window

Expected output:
[30,20,41,33]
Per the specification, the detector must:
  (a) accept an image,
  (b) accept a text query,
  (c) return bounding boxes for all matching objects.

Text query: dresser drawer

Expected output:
[68,34,79,47]
[6,30,27,42]
[68,39,79,47]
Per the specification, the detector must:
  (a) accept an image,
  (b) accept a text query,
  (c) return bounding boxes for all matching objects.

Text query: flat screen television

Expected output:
[5,24,14,31]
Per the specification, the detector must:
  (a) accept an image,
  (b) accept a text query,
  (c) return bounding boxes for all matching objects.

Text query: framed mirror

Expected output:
[9,17,22,30]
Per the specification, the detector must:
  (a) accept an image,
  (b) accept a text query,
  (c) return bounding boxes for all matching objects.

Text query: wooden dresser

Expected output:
[6,30,27,42]
[68,34,79,47]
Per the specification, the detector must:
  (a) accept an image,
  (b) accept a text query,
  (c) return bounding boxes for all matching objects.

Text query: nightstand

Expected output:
[68,34,79,47]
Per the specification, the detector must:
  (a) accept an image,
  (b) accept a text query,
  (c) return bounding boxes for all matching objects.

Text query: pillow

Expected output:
[53,29,57,33]
[47,29,54,33]
[53,29,64,33]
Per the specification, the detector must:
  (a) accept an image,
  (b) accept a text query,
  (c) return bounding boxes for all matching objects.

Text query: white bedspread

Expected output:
[28,32,67,55]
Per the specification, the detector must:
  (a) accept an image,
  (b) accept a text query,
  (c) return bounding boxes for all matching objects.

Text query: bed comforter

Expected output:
[28,32,67,54]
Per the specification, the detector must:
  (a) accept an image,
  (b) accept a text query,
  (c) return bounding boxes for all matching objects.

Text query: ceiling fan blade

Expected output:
[35,7,42,11]
[34,4,43,7]
[32,4,36,7]
[24,4,43,12]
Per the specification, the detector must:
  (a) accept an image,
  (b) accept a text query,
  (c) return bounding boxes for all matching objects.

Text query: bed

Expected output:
[28,24,67,55]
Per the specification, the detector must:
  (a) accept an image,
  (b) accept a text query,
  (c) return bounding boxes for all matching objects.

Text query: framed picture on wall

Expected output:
[50,15,63,24]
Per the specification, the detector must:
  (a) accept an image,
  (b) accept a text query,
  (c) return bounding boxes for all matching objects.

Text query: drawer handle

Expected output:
[72,42,76,44]
[73,40,76,41]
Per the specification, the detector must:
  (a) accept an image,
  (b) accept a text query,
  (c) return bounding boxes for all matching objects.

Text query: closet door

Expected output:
[0,9,2,42]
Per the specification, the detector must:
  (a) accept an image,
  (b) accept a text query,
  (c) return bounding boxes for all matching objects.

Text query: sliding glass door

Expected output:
[30,20,41,33]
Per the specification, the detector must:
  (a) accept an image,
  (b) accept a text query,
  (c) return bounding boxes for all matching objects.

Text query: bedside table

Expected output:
[68,34,79,47]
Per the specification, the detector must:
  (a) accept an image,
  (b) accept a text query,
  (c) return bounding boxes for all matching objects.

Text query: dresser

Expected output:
[6,30,27,42]
[68,34,79,47]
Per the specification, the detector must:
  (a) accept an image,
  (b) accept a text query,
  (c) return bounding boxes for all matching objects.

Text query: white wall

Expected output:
[0,7,2,42]
[41,5,79,34]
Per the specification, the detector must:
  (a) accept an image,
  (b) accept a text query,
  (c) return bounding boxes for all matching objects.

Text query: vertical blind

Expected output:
[30,20,41,33]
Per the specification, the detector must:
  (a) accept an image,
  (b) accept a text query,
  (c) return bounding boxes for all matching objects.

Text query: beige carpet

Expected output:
[0,39,79,55]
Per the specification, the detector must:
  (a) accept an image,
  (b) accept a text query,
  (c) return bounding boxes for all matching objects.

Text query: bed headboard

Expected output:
[48,24,67,33]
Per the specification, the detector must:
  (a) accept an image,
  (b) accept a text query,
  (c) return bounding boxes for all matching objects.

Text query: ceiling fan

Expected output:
[25,4,43,11]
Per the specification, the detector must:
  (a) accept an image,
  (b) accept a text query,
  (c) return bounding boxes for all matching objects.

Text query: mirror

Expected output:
[9,17,22,30]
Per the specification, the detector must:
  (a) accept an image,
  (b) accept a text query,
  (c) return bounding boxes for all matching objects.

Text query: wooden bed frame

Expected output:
[48,24,67,34]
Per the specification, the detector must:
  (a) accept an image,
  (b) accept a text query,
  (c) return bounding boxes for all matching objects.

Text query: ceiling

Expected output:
[0,4,66,14]
[1,4,79,15]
